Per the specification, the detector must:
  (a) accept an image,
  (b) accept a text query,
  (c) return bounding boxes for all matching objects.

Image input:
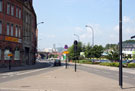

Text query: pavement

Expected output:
[0,61,51,73]
[0,66,135,91]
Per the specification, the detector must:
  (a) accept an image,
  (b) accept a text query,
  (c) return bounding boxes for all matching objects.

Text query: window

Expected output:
[19,8,21,19]
[7,3,10,15]
[15,25,18,37]
[7,23,9,35]
[14,48,20,60]
[0,49,1,60]
[26,13,28,23]
[19,27,21,38]
[11,5,14,16]
[4,49,10,60]
[0,21,2,34]
[16,7,18,17]
[0,0,2,12]
[11,24,13,36]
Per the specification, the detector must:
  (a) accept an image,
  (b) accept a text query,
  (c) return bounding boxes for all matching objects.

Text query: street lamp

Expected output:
[37,22,44,52]
[85,25,94,46]
[131,35,135,39]
[37,22,44,26]
[74,34,80,41]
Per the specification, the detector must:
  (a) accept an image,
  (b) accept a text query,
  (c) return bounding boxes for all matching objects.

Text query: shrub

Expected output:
[127,63,135,68]
[100,62,119,67]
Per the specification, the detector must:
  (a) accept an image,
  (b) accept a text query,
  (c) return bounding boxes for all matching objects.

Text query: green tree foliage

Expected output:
[68,41,83,60]
[92,45,104,58]
[48,54,54,58]
[68,42,104,59]
[123,40,135,43]
[105,44,118,50]
[84,43,92,58]
[106,46,119,61]
[133,54,135,60]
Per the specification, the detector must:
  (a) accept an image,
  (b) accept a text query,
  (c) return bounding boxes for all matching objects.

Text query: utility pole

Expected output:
[74,40,78,72]
[119,0,123,88]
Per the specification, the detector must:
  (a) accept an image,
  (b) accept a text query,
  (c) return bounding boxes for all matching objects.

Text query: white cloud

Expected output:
[123,16,131,23]
[38,33,56,39]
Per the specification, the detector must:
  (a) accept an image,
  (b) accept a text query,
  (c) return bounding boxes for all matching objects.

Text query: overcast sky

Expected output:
[33,0,135,49]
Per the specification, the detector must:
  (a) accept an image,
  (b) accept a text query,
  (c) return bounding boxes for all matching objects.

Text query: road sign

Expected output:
[64,45,68,49]
[63,51,69,54]
[8,54,13,56]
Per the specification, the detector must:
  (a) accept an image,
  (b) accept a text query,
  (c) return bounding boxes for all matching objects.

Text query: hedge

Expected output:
[127,63,135,68]
[100,62,119,67]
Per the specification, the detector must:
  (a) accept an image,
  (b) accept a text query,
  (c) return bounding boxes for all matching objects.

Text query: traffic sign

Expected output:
[8,54,13,56]
[63,51,69,54]
[64,45,68,49]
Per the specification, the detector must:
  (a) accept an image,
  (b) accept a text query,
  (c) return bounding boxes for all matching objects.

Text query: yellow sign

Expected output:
[5,36,18,43]
[63,51,69,54]
[8,54,13,56]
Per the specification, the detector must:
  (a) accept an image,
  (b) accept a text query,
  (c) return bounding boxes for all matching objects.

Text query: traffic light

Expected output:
[74,40,78,52]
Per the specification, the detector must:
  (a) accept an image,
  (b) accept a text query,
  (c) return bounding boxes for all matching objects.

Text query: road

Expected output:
[0,60,61,83]
[0,61,135,86]
[69,63,135,85]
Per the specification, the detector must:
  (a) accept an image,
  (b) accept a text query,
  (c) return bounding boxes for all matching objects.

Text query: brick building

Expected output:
[22,0,37,65]
[0,0,37,67]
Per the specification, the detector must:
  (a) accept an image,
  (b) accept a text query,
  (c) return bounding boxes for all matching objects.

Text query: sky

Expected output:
[33,0,135,50]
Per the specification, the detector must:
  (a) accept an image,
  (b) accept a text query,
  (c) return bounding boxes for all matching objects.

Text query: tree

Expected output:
[92,45,104,58]
[68,41,83,60]
[84,43,92,58]
[106,46,119,61]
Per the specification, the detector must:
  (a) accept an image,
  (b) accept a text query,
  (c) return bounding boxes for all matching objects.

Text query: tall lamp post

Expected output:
[37,22,44,26]
[36,22,44,59]
[119,0,123,88]
[85,25,94,46]
[37,22,44,50]
[74,34,80,42]
[131,35,135,39]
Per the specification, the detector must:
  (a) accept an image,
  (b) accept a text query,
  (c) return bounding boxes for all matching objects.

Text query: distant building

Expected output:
[44,48,53,53]
[122,40,135,56]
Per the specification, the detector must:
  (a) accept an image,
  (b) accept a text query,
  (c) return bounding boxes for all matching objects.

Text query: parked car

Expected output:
[129,60,135,63]
[54,59,61,66]
[99,60,111,63]
[122,60,130,64]
[91,59,100,63]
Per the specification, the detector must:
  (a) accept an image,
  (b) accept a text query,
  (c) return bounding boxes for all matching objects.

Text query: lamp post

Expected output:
[131,35,135,39]
[74,34,80,42]
[37,22,44,50]
[119,0,123,88]
[37,22,44,26]
[85,25,94,46]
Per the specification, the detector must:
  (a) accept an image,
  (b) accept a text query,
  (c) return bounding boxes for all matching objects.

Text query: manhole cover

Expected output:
[21,85,30,88]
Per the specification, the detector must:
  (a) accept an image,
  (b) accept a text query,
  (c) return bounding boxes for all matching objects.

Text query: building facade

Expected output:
[22,0,37,65]
[122,40,135,56]
[0,0,37,67]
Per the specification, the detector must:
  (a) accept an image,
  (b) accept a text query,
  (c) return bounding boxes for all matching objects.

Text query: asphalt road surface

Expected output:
[0,61,61,83]
[69,63,135,85]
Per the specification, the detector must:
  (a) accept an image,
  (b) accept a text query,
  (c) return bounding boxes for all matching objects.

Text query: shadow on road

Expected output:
[122,86,135,90]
